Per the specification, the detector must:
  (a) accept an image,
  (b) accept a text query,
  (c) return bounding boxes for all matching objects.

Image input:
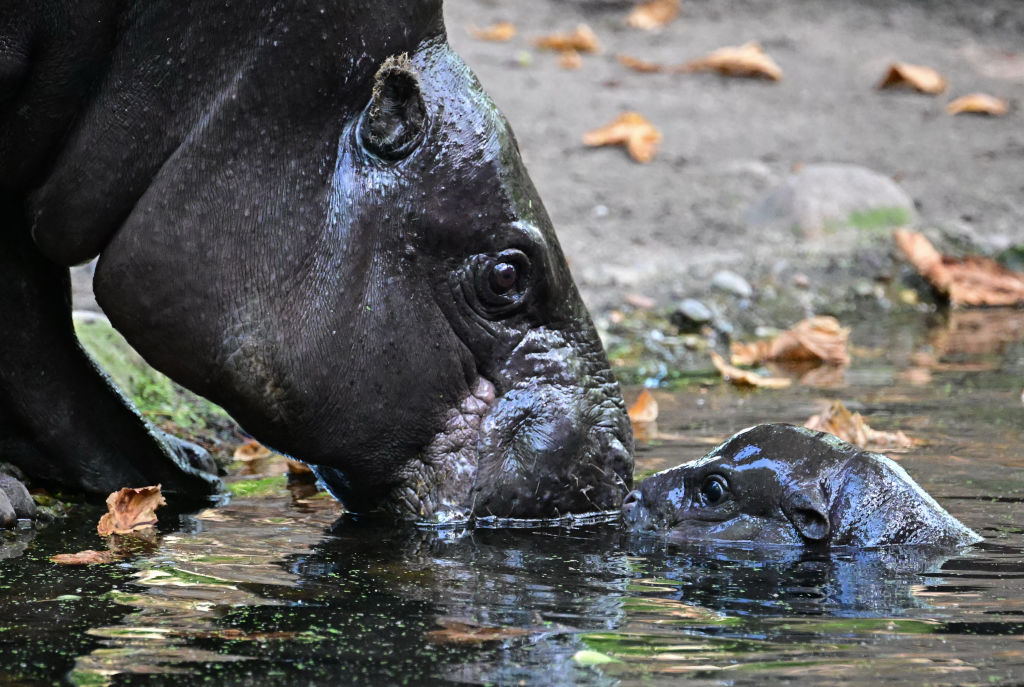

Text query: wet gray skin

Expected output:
[623,424,982,549]
[0,1,633,522]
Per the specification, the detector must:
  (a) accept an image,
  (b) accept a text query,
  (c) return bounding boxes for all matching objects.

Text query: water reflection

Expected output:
[0,308,1022,685]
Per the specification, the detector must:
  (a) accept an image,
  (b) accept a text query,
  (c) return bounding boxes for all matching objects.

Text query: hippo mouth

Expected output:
[381,374,633,524]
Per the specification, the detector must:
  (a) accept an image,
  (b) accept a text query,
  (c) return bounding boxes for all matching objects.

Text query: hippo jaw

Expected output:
[623,424,981,549]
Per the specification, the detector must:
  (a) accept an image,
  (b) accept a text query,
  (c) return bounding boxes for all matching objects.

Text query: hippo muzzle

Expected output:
[624,424,981,550]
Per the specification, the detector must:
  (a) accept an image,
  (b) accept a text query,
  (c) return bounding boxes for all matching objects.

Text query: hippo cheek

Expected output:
[471,385,632,518]
[663,515,806,547]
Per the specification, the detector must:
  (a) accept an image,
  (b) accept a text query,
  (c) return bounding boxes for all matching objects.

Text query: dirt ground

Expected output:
[443,0,1024,311]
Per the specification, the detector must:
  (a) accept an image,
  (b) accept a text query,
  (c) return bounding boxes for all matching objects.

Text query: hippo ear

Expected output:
[358,54,427,161]
[783,485,830,542]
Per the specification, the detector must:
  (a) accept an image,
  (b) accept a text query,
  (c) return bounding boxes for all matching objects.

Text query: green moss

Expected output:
[847,207,911,232]
[72,315,233,452]
[227,475,288,498]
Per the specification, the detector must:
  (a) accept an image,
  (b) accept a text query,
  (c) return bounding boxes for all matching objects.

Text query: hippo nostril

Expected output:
[622,489,643,513]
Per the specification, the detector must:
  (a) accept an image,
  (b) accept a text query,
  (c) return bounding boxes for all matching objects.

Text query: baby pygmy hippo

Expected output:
[623,424,981,549]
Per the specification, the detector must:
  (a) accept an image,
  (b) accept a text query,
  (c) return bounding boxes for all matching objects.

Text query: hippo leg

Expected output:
[0,209,219,499]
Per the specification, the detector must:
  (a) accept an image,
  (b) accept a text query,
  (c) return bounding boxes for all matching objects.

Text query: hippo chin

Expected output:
[623,424,981,549]
[0,0,633,524]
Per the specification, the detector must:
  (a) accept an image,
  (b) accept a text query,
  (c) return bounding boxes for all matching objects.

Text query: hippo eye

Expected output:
[489,262,518,293]
[700,475,729,506]
[468,249,532,317]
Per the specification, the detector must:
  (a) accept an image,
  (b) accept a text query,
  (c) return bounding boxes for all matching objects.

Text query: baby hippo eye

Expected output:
[490,262,518,293]
[700,475,729,506]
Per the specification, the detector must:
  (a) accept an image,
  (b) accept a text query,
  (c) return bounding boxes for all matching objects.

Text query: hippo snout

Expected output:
[621,489,652,529]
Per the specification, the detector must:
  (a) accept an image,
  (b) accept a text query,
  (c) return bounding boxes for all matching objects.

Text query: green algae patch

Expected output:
[227,475,289,499]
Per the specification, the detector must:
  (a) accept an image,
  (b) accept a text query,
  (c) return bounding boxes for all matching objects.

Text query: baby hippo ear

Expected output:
[783,485,830,543]
[359,54,427,161]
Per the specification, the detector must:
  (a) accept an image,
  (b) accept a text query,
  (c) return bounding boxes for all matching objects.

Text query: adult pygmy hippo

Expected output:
[623,424,981,549]
[0,1,633,523]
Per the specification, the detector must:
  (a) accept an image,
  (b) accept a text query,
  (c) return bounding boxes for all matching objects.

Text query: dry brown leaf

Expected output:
[678,41,782,81]
[469,22,517,42]
[559,49,583,70]
[895,229,1024,306]
[582,112,662,163]
[627,0,681,30]
[804,400,915,451]
[617,53,666,73]
[710,351,792,389]
[628,389,659,424]
[286,459,314,475]
[877,62,947,94]
[946,93,1009,116]
[730,316,851,366]
[628,389,659,442]
[96,485,166,536]
[533,24,601,54]
[425,619,532,645]
[51,550,122,565]
[234,439,273,462]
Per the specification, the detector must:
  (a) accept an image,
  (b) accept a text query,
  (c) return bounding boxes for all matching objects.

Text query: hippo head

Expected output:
[26,3,631,520]
[623,424,981,549]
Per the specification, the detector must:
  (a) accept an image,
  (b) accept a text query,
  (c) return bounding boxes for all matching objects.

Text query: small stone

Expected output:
[671,298,713,332]
[792,273,810,288]
[0,474,35,520]
[711,270,753,299]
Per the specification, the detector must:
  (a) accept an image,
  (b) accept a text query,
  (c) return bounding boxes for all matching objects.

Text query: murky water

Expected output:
[2,309,1023,686]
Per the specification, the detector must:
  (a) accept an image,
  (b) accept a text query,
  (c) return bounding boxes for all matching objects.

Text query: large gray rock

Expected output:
[747,163,915,238]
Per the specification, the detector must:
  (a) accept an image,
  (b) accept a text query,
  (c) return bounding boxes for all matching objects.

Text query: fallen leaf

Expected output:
[730,316,851,366]
[425,618,532,645]
[627,0,680,30]
[617,53,666,73]
[583,112,662,163]
[625,293,656,309]
[804,400,916,450]
[468,22,517,42]
[678,41,782,81]
[628,389,659,424]
[96,485,166,536]
[627,389,659,442]
[877,62,947,94]
[559,49,583,70]
[51,550,122,565]
[286,459,313,475]
[533,24,601,54]
[233,439,273,462]
[946,93,1009,116]
[895,229,1024,306]
[573,649,623,666]
[710,351,792,389]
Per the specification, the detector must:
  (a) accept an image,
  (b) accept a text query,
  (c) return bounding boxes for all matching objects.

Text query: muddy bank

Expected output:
[444,0,1024,314]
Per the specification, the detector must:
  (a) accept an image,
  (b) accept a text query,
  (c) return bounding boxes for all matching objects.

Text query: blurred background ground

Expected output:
[443,0,1024,316]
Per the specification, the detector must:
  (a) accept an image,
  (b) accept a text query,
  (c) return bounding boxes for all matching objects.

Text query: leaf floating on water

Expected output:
[626,0,681,30]
[617,54,666,73]
[678,41,783,81]
[946,93,1008,116]
[804,400,916,451]
[730,316,851,366]
[96,485,166,536]
[877,62,947,94]
[583,112,662,163]
[468,22,517,42]
[573,649,623,666]
[424,618,532,645]
[710,352,792,389]
[51,549,122,565]
[895,229,1024,306]
[533,24,601,54]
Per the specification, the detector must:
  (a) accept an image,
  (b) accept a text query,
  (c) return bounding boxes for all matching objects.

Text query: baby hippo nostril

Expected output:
[621,489,643,514]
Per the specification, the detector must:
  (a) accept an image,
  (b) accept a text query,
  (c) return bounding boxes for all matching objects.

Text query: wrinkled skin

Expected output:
[0,0,633,522]
[623,424,981,549]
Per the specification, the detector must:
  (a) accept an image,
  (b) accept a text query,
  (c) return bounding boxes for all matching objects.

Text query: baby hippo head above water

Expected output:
[623,424,982,549]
